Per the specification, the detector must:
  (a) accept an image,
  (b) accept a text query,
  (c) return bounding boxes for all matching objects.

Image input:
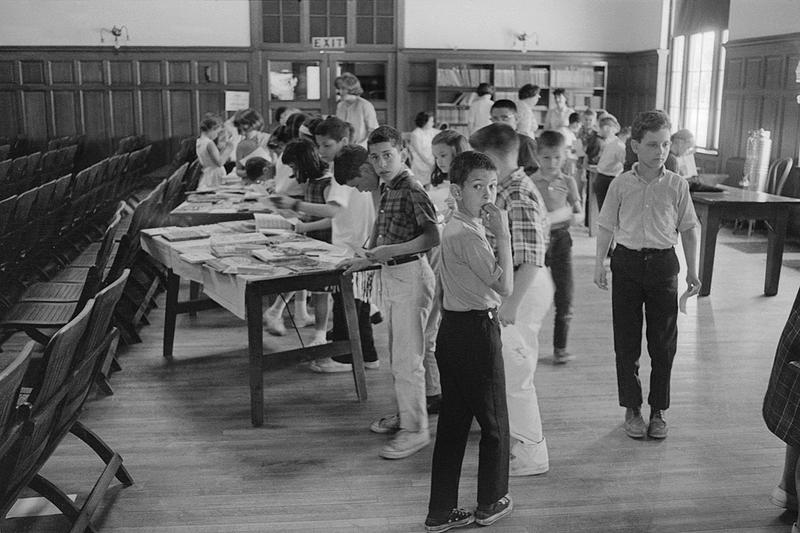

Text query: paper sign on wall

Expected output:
[225,91,250,111]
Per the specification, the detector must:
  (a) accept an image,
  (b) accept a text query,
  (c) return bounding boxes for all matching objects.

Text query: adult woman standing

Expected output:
[232,108,271,178]
[334,72,378,147]
[407,111,437,187]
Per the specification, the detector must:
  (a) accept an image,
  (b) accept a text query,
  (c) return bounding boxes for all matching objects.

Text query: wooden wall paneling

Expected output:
[764,56,785,90]
[141,89,167,164]
[22,91,49,144]
[719,95,743,165]
[224,61,250,84]
[744,57,764,89]
[725,58,745,90]
[52,90,79,136]
[0,61,14,84]
[0,91,19,137]
[20,61,45,85]
[198,61,219,84]
[198,90,224,117]
[80,60,105,84]
[110,90,136,140]
[168,90,194,160]
[139,60,163,85]
[168,61,192,84]
[50,61,75,84]
[81,90,110,162]
[110,61,134,85]
[779,95,800,161]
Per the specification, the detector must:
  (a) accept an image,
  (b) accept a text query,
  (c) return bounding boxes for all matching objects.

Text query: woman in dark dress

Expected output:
[764,287,800,531]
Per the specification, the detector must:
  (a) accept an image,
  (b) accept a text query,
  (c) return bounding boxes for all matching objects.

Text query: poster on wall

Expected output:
[225,91,250,111]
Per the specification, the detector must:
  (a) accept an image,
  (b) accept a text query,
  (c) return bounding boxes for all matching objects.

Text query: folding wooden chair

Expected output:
[0,145,10,161]
[0,345,31,460]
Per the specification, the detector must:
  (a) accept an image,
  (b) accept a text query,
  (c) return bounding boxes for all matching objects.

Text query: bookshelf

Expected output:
[435,60,607,136]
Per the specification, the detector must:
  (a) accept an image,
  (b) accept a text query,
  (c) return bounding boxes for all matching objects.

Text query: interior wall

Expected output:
[403,0,664,52]
[728,0,800,40]
[0,0,250,47]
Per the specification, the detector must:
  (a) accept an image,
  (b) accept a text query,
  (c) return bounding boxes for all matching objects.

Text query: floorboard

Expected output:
[3,223,800,533]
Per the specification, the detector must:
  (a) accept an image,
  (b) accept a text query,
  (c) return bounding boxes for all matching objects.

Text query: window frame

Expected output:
[667,28,728,152]
[251,0,400,51]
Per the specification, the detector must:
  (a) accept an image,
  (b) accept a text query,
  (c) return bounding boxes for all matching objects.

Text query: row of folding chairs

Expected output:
[0,269,133,532]
[0,145,79,200]
[115,135,146,156]
[47,134,84,152]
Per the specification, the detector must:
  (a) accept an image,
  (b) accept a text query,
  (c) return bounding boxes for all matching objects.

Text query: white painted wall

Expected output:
[728,0,800,40]
[403,0,665,52]
[0,0,250,47]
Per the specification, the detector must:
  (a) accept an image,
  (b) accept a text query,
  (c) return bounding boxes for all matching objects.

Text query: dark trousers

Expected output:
[545,227,573,350]
[611,245,679,410]
[428,309,509,516]
[330,292,378,363]
[594,173,616,212]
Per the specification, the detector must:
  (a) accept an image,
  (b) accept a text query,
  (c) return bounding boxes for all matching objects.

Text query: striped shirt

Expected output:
[495,167,549,267]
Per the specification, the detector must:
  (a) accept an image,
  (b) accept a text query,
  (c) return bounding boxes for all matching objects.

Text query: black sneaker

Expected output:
[370,311,383,324]
[475,494,513,526]
[424,508,474,532]
[427,394,442,414]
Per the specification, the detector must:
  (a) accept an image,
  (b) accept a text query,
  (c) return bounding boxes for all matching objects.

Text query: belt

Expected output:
[384,254,420,266]
[444,308,498,320]
[617,244,672,255]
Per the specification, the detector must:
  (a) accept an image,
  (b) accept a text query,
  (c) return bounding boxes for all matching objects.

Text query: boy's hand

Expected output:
[594,262,609,290]
[481,203,509,238]
[293,221,306,234]
[685,273,701,296]
[337,257,373,276]
[498,299,518,326]
[270,195,295,210]
[364,245,393,264]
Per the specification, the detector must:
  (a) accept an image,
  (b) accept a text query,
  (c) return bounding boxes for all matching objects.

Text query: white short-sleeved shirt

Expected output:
[327,178,375,250]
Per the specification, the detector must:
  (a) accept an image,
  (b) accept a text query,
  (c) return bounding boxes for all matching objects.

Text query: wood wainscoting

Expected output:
[0,47,252,168]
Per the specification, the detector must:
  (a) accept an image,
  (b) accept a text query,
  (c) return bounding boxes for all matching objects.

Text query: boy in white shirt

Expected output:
[594,115,624,211]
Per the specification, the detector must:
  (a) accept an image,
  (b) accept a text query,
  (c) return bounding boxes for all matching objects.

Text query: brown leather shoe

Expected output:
[648,409,668,439]
[624,407,646,438]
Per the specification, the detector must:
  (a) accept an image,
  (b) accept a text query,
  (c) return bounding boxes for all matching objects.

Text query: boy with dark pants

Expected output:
[340,126,440,459]
[531,130,582,364]
[425,151,514,532]
[594,110,700,440]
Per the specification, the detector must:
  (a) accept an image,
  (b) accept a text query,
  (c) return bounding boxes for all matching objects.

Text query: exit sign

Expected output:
[312,36,346,49]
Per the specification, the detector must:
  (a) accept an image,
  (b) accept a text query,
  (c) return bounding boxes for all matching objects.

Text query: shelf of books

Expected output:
[435,59,606,133]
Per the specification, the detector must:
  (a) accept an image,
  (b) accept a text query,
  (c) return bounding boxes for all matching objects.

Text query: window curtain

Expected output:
[674,0,730,35]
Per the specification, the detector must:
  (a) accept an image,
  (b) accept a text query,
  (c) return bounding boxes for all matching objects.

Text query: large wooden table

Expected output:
[140,224,368,427]
[691,185,800,297]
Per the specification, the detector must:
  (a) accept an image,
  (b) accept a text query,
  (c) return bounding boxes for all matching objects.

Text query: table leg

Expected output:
[245,286,264,427]
[696,205,720,297]
[339,275,367,401]
[163,270,179,359]
[188,281,201,317]
[765,207,789,297]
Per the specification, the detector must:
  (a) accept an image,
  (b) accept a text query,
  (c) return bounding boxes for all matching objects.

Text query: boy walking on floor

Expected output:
[531,130,583,364]
[340,125,440,459]
[594,110,700,440]
[470,123,553,476]
[425,151,514,532]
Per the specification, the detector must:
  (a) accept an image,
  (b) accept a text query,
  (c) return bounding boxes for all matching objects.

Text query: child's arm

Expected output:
[276,197,341,219]
[500,264,539,326]
[295,218,331,235]
[680,226,701,295]
[481,204,513,297]
[594,226,614,290]
[206,138,231,167]
[366,221,440,263]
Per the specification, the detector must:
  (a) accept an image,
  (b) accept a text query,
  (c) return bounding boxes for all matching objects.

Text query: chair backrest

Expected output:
[94,209,123,274]
[25,152,42,178]
[0,195,17,236]
[27,299,94,408]
[0,345,32,432]
[30,181,56,219]
[9,156,27,181]
[52,174,73,207]
[163,162,189,210]
[0,160,12,182]
[766,157,795,196]
[11,187,37,227]
[0,145,10,161]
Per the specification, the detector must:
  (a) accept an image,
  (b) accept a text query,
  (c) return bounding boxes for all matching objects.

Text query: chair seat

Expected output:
[50,268,91,283]
[1,301,77,327]
[19,282,84,302]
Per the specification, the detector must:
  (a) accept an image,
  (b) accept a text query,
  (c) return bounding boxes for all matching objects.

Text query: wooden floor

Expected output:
[4,223,800,533]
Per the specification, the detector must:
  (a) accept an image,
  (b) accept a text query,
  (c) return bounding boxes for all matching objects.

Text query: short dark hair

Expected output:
[273,106,287,124]
[476,82,494,96]
[267,125,292,151]
[430,129,469,186]
[285,112,309,140]
[469,123,519,157]
[199,113,223,132]
[449,151,497,186]
[631,110,671,142]
[537,130,566,150]
[553,88,566,98]
[491,99,517,113]
[245,157,269,180]
[232,108,264,133]
[333,145,368,185]
[314,116,350,142]
[568,112,581,125]
[367,125,403,149]
[281,138,327,183]
[518,84,540,100]
[414,111,432,128]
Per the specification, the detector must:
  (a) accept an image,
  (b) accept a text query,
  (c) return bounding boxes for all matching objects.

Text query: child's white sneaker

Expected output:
[509,438,549,476]
[263,310,286,336]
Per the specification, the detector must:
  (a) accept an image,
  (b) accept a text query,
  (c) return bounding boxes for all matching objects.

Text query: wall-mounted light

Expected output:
[100,25,129,50]
[512,31,538,53]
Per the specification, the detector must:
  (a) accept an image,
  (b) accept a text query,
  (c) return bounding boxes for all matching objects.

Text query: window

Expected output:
[668,0,729,150]
[668,30,727,150]
[260,0,396,47]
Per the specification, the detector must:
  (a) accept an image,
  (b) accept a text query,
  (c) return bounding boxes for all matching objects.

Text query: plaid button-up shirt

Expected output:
[495,167,549,267]
[371,169,438,248]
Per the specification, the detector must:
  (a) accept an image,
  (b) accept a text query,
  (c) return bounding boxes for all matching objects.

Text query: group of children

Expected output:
[194,103,700,531]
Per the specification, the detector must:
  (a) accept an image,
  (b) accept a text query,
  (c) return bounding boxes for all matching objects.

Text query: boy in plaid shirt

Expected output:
[470,123,553,477]
[341,125,440,460]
